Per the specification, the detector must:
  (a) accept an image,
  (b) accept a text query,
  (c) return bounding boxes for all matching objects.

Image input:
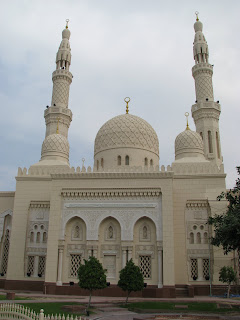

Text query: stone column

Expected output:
[122,250,126,268]
[33,256,39,277]
[128,249,132,261]
[157,247,163,288]
[198,258,203,281]
[56,247,63,286]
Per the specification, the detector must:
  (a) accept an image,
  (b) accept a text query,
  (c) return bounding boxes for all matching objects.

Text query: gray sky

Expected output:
[0,0,239,191]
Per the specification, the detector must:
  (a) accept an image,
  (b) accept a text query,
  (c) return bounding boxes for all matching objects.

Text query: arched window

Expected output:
[36,232,40,243]
[43,232,47,243]
[208,131,213,153]
[74,225,80,238]
[125,155,129,165]
[30,232,34,243]
[118,156,121,166]
[150,159,153,166]
[143,226,148,239]
[204,232,208,244]
[190,232,194,244]
[200,132,203,140]
[101,158,104,168]
[144,158,148,166]
[108,226,113,239]
[216,132,220,159]
[197,232,201,244]
[97,160,99,171]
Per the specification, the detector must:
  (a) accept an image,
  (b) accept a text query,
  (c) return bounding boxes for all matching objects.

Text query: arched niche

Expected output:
[98,217,121,282]
[133,217,157,284]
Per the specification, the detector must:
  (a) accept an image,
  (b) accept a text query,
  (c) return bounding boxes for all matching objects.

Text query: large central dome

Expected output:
[94,114,159,156]
[94,114,159,171]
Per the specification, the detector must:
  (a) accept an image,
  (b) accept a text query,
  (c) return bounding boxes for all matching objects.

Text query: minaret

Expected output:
[191,13,222,166]
[37,20,73,165]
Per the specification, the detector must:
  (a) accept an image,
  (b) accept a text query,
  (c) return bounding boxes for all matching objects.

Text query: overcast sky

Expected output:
[0,0,239,191]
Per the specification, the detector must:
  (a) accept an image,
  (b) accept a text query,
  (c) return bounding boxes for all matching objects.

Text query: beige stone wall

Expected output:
[7,178,51,281]
[172,172,232,285]
[0,192,15,213]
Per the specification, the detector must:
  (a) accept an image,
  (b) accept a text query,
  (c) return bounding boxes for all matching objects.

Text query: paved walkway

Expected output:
[1,290,240,320]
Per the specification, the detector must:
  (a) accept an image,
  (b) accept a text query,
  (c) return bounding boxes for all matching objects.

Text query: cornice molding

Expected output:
[61,188,162,198]
[52,171,173,180]
[29,201,50,209]
[186,200,209,209]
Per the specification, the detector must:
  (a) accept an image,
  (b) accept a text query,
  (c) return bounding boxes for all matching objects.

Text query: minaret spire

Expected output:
[38,21,73,165]
[191,14,222,166]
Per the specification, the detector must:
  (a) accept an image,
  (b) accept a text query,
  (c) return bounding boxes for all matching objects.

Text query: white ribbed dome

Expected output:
[94,114,159,156]
[41,133,69,161]
[175,129,204,160]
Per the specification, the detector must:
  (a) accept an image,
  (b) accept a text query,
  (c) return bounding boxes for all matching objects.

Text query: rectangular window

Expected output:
[202,258,209,280]
[69,254,81,278]
[38,256,46,276]
[139,255,151,279]
[27,256,35,276]
[190,258,198,280]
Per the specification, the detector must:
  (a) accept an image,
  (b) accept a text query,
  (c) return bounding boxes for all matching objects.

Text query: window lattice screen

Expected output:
[1,230,10,275]
[38,256,46,276]
[27,256,35,275]
[139,255,151,278]
[190,258,198,279]
[203,259,209,279]
[70,254,81,278]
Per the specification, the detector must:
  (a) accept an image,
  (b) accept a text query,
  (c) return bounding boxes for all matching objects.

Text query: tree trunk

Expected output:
[227,283,231,299]
[126,291,130,304]
[88,290,92,309]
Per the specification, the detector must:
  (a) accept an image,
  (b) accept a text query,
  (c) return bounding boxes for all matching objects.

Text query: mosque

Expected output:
[0,15,233,297]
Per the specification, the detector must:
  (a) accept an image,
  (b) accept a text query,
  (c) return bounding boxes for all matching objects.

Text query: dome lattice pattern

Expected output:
[94,114,159,156]
[175,129,203,153]
[41,133,69,155]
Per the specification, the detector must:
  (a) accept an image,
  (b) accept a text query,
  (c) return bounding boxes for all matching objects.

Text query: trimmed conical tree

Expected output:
[118,258,144,303]
[78,256,107,308]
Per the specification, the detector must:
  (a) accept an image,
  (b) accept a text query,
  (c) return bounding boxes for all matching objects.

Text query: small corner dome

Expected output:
[94,113,159,170]
[41,133,69,159]
[175,129,204,160]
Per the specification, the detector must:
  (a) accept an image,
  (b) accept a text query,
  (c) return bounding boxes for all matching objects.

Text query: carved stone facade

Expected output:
[0,17,233,297]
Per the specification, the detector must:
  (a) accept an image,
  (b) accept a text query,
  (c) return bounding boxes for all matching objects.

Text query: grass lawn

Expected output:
[20,302,89,317]
[0,295,32,300]
[123,301,240,313]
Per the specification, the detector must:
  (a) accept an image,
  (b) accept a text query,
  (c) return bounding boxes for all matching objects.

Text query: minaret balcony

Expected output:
[44,106,72,119]
[52,69,72,83]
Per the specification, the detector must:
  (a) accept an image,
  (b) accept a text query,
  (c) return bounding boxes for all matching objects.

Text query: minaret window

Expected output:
[97,160,99,171]
[150,159,153,166]
[216,132,220,159]
[144,158,148,166]
[101,158,104,168]
[200,132,203,140]
[125,155,129,165]
[118,156,121,166]
[208,131,213,153]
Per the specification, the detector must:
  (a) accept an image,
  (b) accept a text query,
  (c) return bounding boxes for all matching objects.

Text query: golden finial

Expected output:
[185,112,190,130]
[195,11,199,21]
[124,97,130,114]
[56,117,60,134]
[66,19,69,29]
